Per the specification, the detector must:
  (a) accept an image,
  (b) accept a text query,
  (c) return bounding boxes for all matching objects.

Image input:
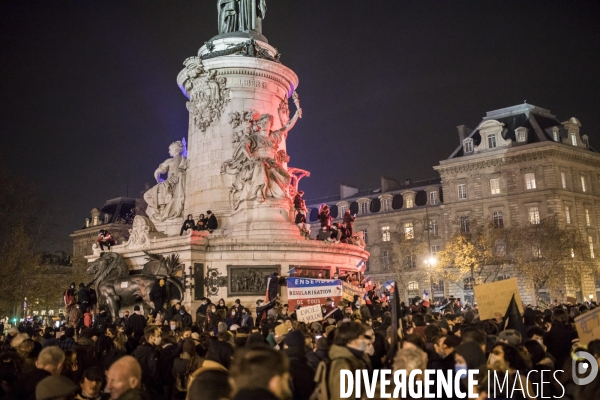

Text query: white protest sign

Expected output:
[296,304,323,323]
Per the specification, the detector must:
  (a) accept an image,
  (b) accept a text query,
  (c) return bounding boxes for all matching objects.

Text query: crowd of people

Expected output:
[179,211,219,236]
[2,283,600,400]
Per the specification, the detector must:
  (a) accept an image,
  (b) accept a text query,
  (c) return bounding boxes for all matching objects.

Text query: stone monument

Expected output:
[86,2,369,314]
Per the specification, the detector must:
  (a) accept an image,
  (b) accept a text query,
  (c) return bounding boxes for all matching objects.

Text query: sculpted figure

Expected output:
[221,93,302,209]
[144,141,188,222]
[218,0,267,34]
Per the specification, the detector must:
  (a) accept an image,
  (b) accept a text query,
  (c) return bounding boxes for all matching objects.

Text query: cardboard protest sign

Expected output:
[566,296,577,305]
[296,304,324,323]
[274,323,289,337]
[342,281,365,302]
[473,278,524,320]
[286,278,342,310]
[574,306,600,345]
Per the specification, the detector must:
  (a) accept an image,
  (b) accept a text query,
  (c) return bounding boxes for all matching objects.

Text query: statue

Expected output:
[221,92,302,209]
[86,252,184,317]
[143,140,188,222]
[218,0,267,34]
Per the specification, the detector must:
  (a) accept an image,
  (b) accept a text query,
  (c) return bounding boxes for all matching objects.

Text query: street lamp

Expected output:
[424,256,437,302]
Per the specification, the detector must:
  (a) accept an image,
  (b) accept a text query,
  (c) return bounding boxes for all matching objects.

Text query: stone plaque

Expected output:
[227,265,280,296]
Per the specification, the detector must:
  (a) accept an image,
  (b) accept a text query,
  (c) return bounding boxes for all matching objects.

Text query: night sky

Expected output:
[2,1,600,251]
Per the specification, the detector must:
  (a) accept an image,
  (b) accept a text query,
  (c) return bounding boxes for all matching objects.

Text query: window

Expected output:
[553,131,558,141]
[565,206,571,224]
[381,198,390,212]
[463,278,475,291]
[561,172,567,189]
[517,130,527,143]
[490,178,500,195]
[408,281,419,292]
[529,206,540,225]
[339,205,347,217]
[429,191,438,205]
[493,211,504,228]
[589,236,595,259]
[406,255,417,269]
[463,140,473,153]
[571,132,577,146]
[457,184,467,199]
[525,173,536,190]
[432,280,444,293]
[488,134,497,148]
[430,220,438,236]
[404,222,414,239]
[382,251,390,270]
[581,175,587,192]
[459,216,470,233]
[405,197,414,208]
[431,245,440,256]
[104,214,109,224]
[586,209,591,226]
[381,226,390,242]
[360,202,368,215]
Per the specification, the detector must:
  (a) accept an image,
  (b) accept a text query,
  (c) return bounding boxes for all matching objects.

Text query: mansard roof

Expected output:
[448,103,595,159]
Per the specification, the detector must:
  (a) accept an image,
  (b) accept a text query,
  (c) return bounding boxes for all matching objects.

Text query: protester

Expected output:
[105,356,143,400]
[5,346,65,400]
[97,229,116,252]
[230,347,291,400]
[206,210,218,232]
[180,214,195,236]
[74,366,105,400]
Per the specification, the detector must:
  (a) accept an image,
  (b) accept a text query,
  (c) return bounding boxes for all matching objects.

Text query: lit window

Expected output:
[431,245,440,256]
[517,130,527,143]
[92,216,98,226]
[339,205,347,217]
[408,281,419,291]
[525,173,536,190]
[581,175,587,192]
[571,132,577,146]
[360,202,368,215]
[529,206,540,225]
[104,214,110,224]
[405,197,414,208]
[430,220,438,236]
[561,172,566,189]
[490,178,500,195]
[463,140,473,153]
[488,134,497,148]
[381,226,390,242]
[459,216,470,233]
[404,222,414,239]
[429,191,438,205]
[493,211,504,228]
[571,248,575,258]
[382,251,390,270]
[381,198,390,212]
[553,131,559,142]
[565,206,571,224]
[590,236,595,259]
[457,184,467,199]
[586,209,591,226]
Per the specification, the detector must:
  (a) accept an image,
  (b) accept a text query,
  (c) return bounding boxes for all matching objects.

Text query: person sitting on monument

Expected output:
[343,209,357,237]
[195,213,208,231]
[206,210,218,232]
[294,210,311,239]
[327,223,342,244]
[179,214,195,235]
[97,229,116,252]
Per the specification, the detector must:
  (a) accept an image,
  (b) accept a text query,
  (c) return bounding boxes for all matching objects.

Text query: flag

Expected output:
[503,294,524,333]
[356,259,366,273]
[363,292,372,305]
[364,276,374,291]
[380,293,388,302]
[422,290,430,307]
[383,280,395,291]
[288,267,297,275]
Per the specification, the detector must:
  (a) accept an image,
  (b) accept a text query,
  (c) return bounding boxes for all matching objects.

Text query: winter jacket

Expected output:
[133,343,162,395]
[83,312,92,328]
[78,287,91,304]
[285,347,315,400]
[127,313,147,338]
[94,311,111,332]
[327,345,369,400]
[206,214,218,230]
[178,308,193,328]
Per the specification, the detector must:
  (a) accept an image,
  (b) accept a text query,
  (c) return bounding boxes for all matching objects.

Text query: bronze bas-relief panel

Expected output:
[226,265,280,296]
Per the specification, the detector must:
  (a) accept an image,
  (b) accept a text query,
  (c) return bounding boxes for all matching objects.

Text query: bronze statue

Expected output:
[218,0,267,34]
[86,252,184,317]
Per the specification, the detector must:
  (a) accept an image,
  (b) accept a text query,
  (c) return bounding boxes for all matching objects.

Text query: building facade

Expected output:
[307,103,600,304]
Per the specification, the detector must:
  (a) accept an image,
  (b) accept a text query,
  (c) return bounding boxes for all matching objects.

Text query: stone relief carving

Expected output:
[201,40,280,63]
[227,265,278,296]
[143,140,188,222]
[220,92,307,209]
[123,216,154,248]
[177,57,231,132]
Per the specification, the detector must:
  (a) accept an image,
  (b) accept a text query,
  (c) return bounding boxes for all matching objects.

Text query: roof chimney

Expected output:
[404,179,412,186]
[340,184,359,200]
[380,177,400,193]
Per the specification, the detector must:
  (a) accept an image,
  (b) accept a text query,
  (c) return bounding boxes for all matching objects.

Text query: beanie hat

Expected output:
[283,330,305,348]
[36,375,78,400]
[497,329,522,347]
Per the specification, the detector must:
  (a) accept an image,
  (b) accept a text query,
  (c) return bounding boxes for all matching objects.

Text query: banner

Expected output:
[574,306,600,345]
[473,278,524,320]
[342,281,365,302]
[286,278,342,310]
[296,304,324,323]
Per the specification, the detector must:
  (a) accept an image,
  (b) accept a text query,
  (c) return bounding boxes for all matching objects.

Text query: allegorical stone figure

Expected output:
[218,0,267,34]
[144,140,188,222]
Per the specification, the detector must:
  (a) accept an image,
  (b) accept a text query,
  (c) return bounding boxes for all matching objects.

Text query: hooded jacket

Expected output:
[327,344,370,400]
